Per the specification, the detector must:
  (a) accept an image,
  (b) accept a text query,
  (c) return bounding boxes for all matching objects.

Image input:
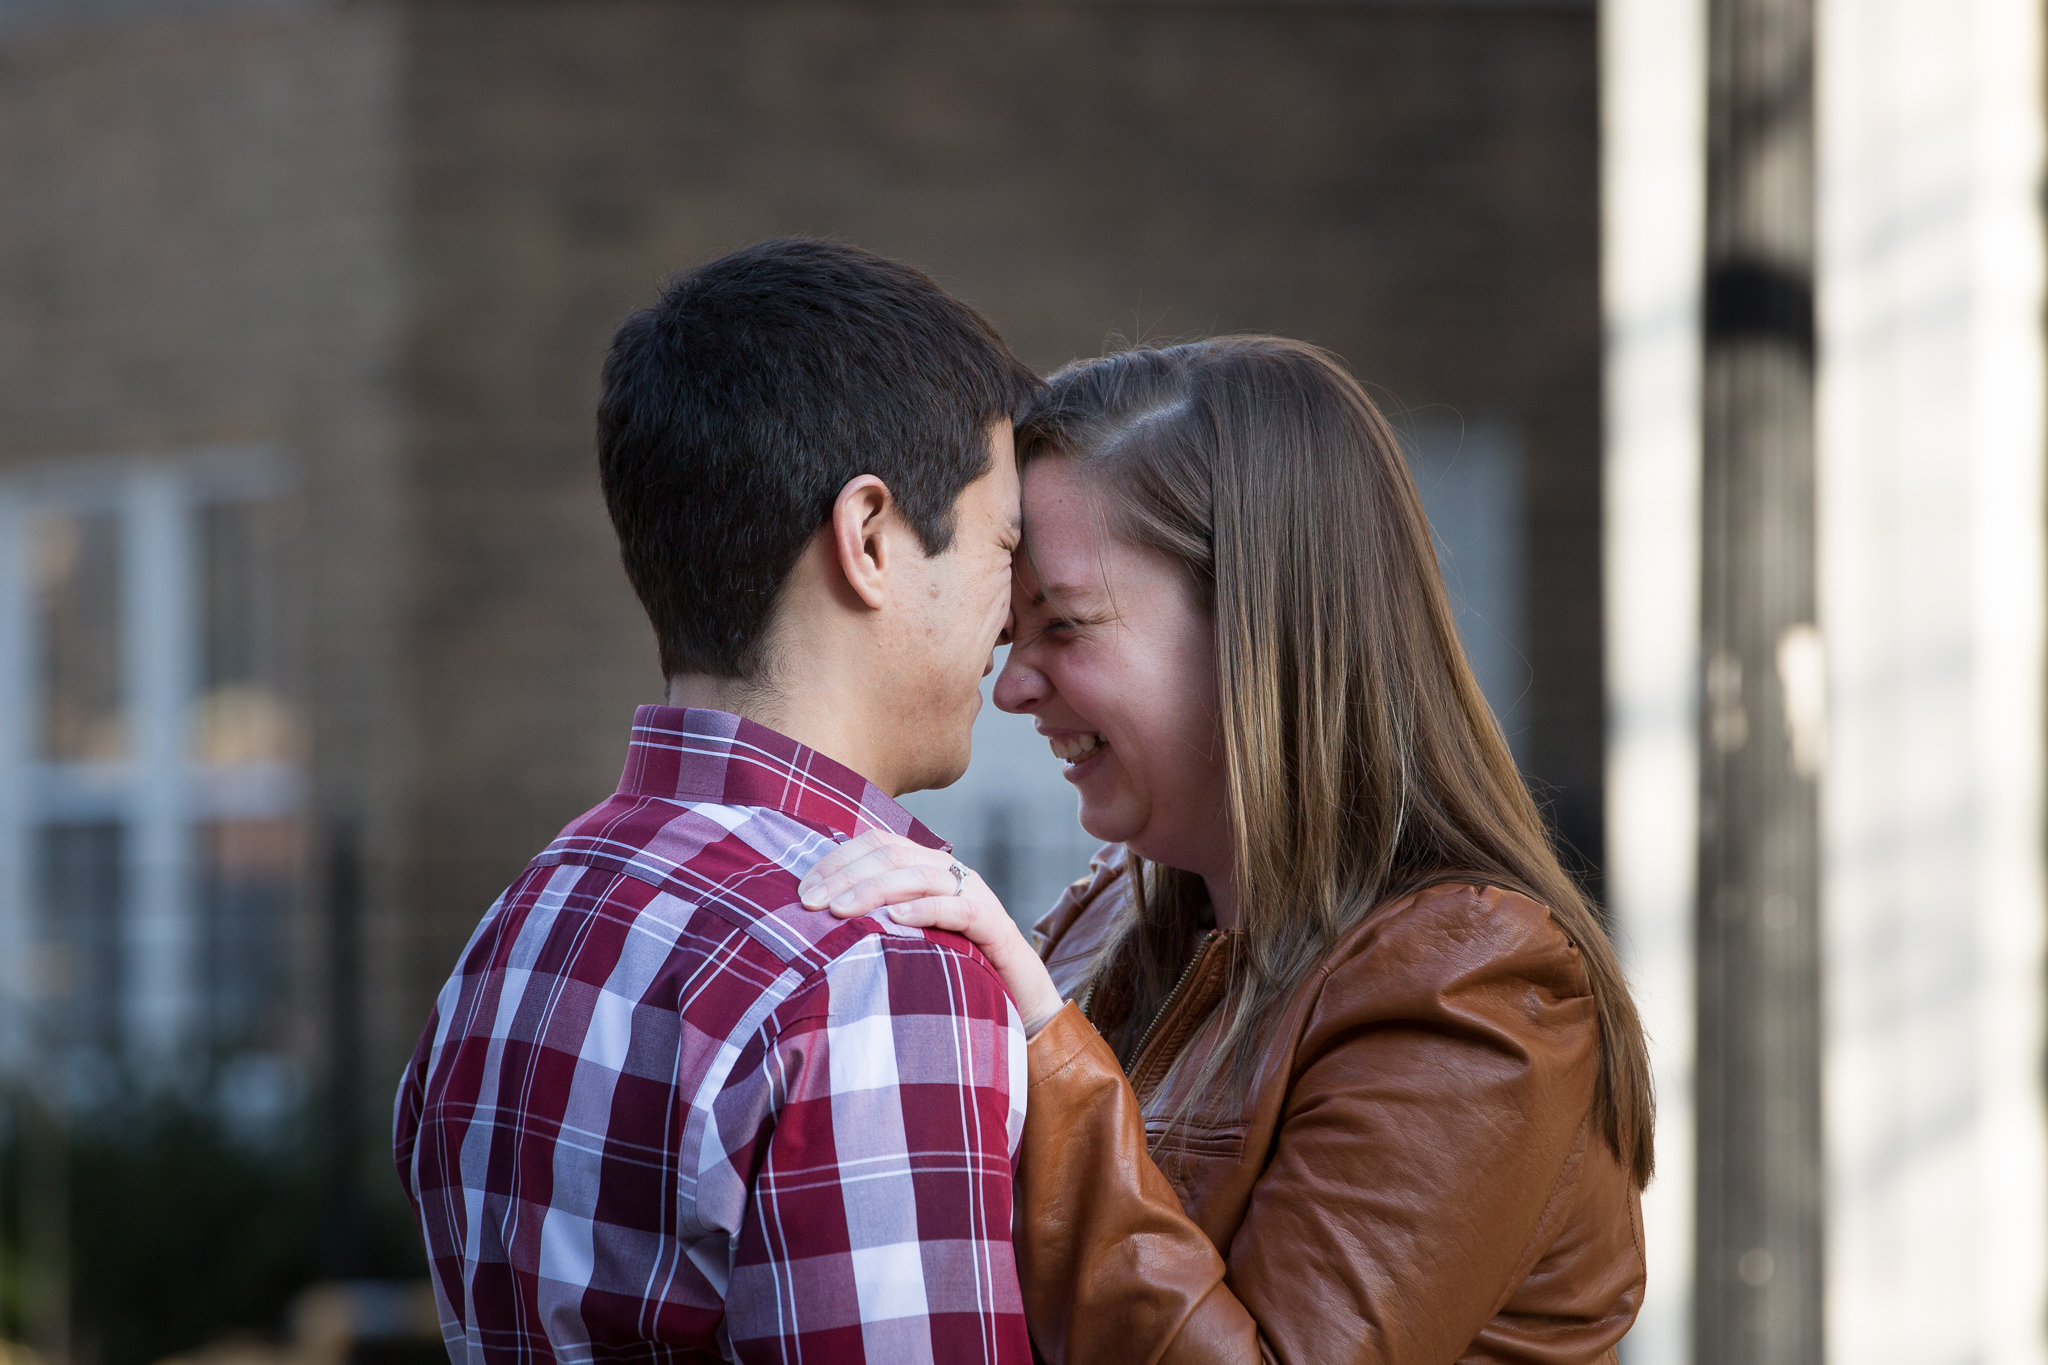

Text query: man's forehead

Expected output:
[963,454,1023,531]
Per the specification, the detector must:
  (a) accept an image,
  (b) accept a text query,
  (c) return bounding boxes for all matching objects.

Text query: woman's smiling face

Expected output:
[993,457,1232,885]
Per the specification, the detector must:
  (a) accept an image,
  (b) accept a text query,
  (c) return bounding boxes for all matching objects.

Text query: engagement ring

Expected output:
[948,861,967,896]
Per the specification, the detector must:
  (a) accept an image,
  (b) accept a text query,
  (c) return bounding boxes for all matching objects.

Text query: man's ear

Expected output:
[829,474,896,611]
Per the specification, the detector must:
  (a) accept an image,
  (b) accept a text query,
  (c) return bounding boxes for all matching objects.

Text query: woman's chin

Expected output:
[1075,796,1142,849]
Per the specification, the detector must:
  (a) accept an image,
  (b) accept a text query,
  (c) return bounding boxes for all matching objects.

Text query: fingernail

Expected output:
[799,885,826,908]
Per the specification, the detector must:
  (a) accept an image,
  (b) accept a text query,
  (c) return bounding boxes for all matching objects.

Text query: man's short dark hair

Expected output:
[598,237,1041,680]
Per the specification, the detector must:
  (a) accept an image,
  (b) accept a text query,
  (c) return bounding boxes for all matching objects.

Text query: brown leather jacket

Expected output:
[1018,846,1645,1365]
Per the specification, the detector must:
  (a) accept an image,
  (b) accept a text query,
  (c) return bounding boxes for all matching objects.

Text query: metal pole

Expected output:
[319,817,364,1277]
[21,1087,69,1365]
[1696,0,1823,1359]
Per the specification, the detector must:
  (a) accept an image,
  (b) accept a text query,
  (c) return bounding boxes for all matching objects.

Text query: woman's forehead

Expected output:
[1020,454,1093,516]
[1020,464,1109,563]
[1012,537,1104,608]
[1018,455,1190,611]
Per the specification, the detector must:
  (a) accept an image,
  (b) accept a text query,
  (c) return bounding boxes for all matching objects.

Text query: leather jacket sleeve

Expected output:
[1018,1001,1264,1364]
[1015,886,1611,1365]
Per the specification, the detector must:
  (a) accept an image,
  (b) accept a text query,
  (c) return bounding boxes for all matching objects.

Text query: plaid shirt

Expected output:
[394,706,1030,1364]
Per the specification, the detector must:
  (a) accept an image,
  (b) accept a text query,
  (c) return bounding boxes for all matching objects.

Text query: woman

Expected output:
[799,337,1651,1363]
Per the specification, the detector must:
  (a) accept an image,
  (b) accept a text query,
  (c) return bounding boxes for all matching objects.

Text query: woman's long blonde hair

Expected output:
[1016,337,1653,1189]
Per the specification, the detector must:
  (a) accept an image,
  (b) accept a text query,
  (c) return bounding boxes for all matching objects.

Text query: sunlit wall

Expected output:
[1604,0,2048,1361]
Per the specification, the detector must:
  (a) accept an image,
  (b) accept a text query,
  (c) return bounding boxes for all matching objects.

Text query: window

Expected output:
[1401,417,1530,764]
[0,454,302,1080]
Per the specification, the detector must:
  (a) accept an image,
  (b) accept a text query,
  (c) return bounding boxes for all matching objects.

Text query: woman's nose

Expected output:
[993,648,1046,714]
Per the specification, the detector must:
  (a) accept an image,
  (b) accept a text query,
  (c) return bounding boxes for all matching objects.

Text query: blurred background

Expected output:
[0,0,2037,1363]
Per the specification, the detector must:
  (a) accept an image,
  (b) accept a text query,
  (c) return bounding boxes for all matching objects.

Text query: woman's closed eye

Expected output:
[1030,614,1099,645]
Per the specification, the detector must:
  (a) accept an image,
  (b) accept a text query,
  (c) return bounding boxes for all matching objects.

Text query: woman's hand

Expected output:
[798,830,1067,1037]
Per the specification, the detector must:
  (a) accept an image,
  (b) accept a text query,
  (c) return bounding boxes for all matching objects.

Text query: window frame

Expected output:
[0,448,302,1076]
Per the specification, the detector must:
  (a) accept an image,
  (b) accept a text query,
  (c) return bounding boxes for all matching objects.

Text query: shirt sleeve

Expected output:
[722,927,1031,1364]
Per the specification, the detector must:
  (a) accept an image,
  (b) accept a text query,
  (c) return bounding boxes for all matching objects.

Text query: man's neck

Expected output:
[665,672,901,796]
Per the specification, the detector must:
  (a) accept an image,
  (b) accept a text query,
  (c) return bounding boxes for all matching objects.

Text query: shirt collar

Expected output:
[617,705,948,851]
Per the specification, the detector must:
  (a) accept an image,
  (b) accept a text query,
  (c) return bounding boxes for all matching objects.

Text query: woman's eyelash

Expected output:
[1022,618,1077,644]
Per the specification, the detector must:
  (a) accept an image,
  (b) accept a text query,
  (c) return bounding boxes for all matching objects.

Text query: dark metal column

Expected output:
[319,818,365,1276]
[1696,0,1823,1359]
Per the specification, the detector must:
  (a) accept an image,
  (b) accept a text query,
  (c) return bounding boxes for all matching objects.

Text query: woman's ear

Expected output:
[829,474,896,610]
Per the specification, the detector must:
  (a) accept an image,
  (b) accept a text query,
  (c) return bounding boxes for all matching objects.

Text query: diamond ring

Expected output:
[948,861,968,896]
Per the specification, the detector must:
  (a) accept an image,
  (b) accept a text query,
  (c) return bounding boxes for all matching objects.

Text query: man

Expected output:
[394,238,1041,1363]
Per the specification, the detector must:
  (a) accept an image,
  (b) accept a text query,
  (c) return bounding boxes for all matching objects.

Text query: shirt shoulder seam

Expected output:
[755,923,1018,1036]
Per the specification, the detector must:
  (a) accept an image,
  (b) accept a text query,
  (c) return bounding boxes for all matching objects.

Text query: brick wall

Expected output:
[397,0,1606,1001]
[0,0,411,1092]
[0,0,1603,1095]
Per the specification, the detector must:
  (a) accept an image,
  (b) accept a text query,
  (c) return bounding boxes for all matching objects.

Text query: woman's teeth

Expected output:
[1049,733,1106,765]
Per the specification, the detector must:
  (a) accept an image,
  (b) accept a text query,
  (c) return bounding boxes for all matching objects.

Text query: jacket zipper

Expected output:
[1125,929,1219,1075]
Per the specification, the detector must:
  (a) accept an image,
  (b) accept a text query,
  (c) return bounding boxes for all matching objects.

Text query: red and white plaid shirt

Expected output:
[394,706,1030,1364]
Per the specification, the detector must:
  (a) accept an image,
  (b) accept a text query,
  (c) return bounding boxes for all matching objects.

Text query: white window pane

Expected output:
[193,499,299,767]
[34,510,124,763]
[35,820,126,1053]
[197,817,299,1052]
[1401,419,1529,764]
